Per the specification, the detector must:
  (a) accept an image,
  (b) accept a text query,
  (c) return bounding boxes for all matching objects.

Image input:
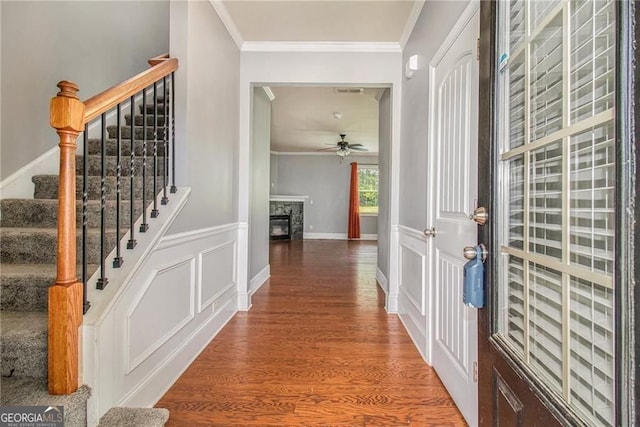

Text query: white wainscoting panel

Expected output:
[126,258,196,373]
[83,223,241,425]
[199,241,236,312]
[397,225,431,364]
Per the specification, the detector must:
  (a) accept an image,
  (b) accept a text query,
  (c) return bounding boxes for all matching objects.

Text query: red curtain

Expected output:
[348,162,361,239]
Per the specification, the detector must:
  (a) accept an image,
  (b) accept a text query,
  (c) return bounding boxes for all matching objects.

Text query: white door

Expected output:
[427,5,480,426]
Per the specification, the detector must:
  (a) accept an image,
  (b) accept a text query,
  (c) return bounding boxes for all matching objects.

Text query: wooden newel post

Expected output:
[49,81,85,395]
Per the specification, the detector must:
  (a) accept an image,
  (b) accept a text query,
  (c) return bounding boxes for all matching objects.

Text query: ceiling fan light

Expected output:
[336,148,349,157]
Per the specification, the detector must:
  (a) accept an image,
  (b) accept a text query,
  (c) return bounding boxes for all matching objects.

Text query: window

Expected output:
[358,165,379,215]
[496,1,616,425]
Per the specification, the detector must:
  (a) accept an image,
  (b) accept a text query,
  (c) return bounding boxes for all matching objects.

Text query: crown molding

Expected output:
[241,41,402,53]
[399,1,426,50]
[209,0,244,49]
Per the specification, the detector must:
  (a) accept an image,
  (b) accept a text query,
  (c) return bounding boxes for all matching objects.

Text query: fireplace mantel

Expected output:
[269,195,309,203]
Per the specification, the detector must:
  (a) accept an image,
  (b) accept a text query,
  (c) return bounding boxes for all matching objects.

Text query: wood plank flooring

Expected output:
[157,240,466,426]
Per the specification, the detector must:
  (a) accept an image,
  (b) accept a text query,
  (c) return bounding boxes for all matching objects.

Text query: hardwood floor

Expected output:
[157,240,466,426]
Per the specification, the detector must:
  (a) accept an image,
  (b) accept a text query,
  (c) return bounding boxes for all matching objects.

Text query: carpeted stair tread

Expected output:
[125,114,167,127]
[0,311,47,378]
[0,263,99,278]
[76,155,166,177]
[0,264,54,311]
[0,377,90,427]
[0,263,57,277]
[107,125,167,141]
[98,407,169,427]
[0,227,119,264]
[0,311,47,338]
[0,264,99,312]
[33,174,159,200]
[139,103,168,115]
[0,199,142,228]
[87,138,167,156]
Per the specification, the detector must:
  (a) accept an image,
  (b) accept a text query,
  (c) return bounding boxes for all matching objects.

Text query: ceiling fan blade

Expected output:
[348,143,363,147]
[317,147,338,151]
[350,147,368,151]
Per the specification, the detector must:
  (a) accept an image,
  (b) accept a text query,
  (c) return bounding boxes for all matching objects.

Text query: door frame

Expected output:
[617,3,640,424]
[237,51,404,313]
[477,0,639,425]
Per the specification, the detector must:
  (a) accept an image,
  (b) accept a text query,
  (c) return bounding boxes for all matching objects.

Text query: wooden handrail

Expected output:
[49,55,178,395]
[84,57,177,123]
[147,53,170,66]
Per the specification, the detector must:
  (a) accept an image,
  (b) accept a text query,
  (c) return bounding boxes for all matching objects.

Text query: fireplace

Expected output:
[269,200,304,240]
[269,214,291,240]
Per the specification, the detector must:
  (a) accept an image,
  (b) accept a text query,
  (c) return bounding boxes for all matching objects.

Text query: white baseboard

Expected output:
[303,232,377,240]
[0,146,59,199]
[376,267,388,294]
[398,310,429,363]
[249,264,270,296]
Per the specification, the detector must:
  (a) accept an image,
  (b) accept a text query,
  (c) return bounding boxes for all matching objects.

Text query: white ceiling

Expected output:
[219,1,424,45]
[213,1,424,154]
[269,87,382,154]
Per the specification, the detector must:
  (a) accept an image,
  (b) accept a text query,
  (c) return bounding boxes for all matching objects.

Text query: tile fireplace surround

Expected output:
[269,195,307,240]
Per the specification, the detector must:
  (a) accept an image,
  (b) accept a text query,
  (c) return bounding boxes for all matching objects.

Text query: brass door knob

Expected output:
[469,206,489,225]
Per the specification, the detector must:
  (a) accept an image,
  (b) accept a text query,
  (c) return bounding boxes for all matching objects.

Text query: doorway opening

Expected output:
[247,84,393,308]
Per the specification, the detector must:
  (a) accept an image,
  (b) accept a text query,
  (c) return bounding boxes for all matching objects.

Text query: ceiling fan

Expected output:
[317,134,368,158]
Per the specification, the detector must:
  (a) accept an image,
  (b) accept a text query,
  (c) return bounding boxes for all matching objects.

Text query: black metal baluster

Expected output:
[170,72,177,193]
[82,125,90,313]
[151,82,159,218]
[139,89,149,232]
[96,113,108,290]
[113,105,123,267]
[161,76,169,205]
[128,94,140,244]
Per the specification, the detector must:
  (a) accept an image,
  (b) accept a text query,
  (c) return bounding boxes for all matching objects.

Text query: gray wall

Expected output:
[0,1,169,180]
[270,153,278,194]
[168,0,240,232]
[273,154,378,235]
[399,0,470,230]
[249,88,271,280]
[377,89,391,279]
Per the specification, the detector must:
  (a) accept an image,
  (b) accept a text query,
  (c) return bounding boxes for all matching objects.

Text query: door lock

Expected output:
[463,244,488,262]
[423,227,437,237]
[469,206,489,225]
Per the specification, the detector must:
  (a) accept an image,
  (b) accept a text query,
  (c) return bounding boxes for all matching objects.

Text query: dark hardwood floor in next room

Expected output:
[157,240,466,426]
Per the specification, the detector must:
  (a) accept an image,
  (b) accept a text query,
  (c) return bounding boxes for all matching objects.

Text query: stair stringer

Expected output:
[82,191,242,426]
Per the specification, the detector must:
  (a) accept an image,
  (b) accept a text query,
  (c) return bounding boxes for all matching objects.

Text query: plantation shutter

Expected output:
[495,1,615,425]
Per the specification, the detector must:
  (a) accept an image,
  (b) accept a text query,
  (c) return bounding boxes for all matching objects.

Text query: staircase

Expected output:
[0,101,171,426]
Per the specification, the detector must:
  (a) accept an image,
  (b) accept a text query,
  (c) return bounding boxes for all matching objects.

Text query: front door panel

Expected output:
[430,6,480,426]
[477,1,618,425]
